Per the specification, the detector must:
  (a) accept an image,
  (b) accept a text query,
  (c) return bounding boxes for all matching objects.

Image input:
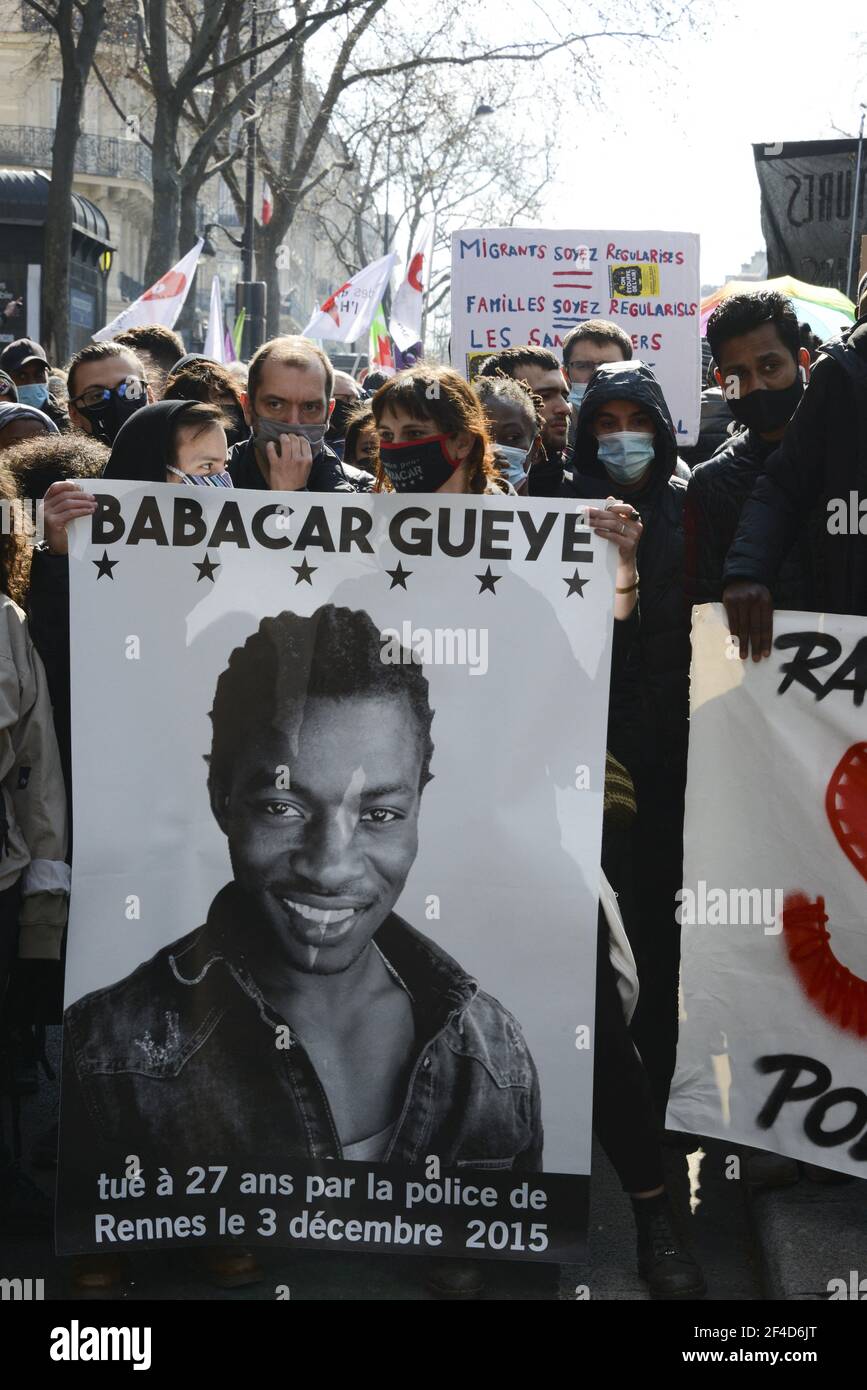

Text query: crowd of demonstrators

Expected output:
[3,276,866,1295]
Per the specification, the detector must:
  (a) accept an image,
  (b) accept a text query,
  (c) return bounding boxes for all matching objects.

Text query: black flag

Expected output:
[753,139,865,294]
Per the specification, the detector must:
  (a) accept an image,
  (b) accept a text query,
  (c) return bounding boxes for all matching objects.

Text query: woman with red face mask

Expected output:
[371,365,507,495]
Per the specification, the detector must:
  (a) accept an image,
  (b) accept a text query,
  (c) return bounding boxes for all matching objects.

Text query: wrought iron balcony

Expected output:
[0,125,152,183]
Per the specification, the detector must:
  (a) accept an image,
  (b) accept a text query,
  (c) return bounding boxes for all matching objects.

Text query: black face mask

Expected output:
[223,405,250,449]
[726,374,804,434]
[326,397,356,440]
[379,434,460,492]
[79,390,147,445]
[527,453,565,497]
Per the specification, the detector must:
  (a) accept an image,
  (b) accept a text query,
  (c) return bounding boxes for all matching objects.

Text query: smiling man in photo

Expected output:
[61,604,541,1170]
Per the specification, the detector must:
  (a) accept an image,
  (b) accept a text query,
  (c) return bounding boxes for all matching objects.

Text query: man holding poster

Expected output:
[61,603,542,1171]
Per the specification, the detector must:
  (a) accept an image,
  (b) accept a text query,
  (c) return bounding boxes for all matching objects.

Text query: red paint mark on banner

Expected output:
[782,743,867,1039]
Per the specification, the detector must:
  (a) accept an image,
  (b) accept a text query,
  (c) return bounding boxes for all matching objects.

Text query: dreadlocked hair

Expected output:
[473,371,545,439]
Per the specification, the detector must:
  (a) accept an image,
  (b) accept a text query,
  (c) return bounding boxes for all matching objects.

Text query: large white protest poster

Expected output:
[669,604,867,1178]
[450,228,701,444]
[58,485,616,1262]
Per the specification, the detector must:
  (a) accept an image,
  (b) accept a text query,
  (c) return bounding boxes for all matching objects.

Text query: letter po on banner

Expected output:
[450,228,701,445]
[669,604,867,1177]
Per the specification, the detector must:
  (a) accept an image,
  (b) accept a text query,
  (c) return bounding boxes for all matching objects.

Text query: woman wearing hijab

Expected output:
[100,399,232,486]
[0,402,59,451]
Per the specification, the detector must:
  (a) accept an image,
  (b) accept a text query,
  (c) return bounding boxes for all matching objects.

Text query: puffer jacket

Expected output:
[0,594,69,959]
[723,315,867,613]
[684,427,819,610]
[566,360,691,779]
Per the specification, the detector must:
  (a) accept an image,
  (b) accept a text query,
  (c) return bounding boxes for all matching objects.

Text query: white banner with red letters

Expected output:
[668,604,867,1177]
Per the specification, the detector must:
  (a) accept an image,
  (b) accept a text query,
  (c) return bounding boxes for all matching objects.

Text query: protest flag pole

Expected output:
[846,107,866,300]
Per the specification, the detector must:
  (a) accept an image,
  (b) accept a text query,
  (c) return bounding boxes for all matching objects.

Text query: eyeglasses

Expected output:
[566,359,602,379]
[72,377,147,410]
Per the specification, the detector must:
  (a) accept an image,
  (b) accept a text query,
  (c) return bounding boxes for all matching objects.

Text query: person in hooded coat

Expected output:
[568,359,692,1119]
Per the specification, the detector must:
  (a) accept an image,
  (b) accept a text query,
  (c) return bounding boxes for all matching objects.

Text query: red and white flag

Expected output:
[389,221,434,351]
[94,239,204,340]
[262,180,273,226]
[301,252,398,344]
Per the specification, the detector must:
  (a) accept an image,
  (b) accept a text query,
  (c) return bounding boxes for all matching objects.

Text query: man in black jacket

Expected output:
[685,291,815,609]
[229,335,372,494]
[723,279,867,658]
[569,360,691,1116]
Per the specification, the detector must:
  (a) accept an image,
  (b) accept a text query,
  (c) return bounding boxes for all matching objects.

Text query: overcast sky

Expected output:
[536,0,866,287]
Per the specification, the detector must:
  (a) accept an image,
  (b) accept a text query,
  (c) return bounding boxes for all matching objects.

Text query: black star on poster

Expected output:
[563,570,588,597]
[292,558,317,585]
[386,562,412,590]
[92,551,117,580]
[194,555,220,583]
[476,566,501,594]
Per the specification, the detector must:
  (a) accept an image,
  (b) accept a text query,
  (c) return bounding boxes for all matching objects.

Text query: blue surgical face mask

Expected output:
[568,383,587,408]
[596,430,655,484]
[17,383,49,410]
[494,443,530,489]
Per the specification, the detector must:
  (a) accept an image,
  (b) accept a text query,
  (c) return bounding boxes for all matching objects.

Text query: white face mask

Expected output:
[494,443,531,488]
[595,431,655,483]
[568,383,587,408]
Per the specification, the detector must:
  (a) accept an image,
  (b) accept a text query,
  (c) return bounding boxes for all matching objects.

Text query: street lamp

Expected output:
[202,222,245,257]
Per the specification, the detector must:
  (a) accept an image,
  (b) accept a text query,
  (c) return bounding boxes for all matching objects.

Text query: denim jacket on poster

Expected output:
[61,884,543,1172]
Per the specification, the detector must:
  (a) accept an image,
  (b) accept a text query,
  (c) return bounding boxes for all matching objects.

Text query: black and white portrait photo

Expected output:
[62,603,542,1171]
[58,482,615,1261]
